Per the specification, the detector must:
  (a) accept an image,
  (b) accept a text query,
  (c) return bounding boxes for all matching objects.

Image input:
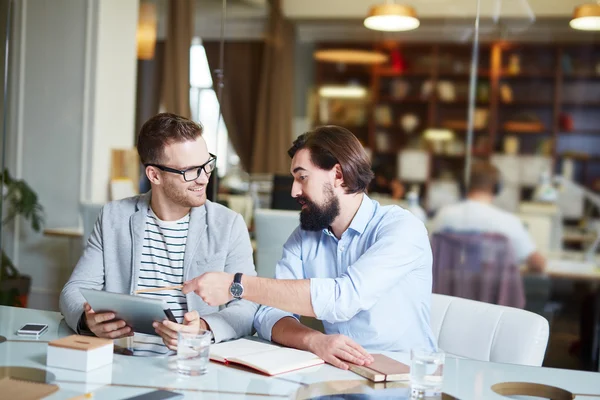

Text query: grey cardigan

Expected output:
[59,191,259,343]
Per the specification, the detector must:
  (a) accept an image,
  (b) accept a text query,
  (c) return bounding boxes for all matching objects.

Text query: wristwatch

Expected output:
[229,272,244,299]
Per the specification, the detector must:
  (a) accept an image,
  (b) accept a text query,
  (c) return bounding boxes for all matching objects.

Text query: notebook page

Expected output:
[209,338,281,362]
[228,347,323,376]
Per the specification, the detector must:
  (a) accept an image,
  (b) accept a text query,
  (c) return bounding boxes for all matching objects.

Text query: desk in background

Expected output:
[1,306,599,399]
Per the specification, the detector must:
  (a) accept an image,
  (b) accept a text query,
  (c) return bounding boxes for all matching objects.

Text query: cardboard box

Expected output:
[47,335,113,371]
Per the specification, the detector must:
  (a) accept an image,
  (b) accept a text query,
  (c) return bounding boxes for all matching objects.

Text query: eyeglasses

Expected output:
[145,154,217,182]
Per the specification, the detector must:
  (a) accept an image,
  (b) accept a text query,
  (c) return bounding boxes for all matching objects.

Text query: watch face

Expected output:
[230,282,244,298]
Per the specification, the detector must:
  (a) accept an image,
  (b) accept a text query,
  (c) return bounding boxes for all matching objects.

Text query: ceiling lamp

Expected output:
[570,2,600,31]
[314,49,388,65]
[364,2,420,32]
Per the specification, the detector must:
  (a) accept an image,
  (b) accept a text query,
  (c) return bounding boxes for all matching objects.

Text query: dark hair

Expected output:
[469,160,500,192]
[288,125,374,194]
[137,113,203,164]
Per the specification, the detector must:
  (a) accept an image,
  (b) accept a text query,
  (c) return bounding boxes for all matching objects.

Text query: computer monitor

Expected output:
[271,175,301,211]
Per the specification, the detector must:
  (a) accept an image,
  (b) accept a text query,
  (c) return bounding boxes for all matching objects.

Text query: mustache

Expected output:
[296,196,310,206]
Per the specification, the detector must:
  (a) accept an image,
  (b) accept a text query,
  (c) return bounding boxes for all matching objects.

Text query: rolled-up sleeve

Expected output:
[254,227,304,341]
[310,212,431,324]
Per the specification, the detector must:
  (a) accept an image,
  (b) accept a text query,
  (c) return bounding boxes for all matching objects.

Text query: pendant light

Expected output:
[570,2,600,31]
[364,1,420,32]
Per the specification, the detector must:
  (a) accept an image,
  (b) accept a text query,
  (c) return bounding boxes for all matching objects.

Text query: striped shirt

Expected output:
[132,208,190,356]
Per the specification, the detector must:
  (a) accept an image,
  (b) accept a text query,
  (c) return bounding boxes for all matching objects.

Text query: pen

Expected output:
[134,285,183,294]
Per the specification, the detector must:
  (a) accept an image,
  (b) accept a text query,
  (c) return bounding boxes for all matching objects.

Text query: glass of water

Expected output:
[176,330,212,376]
[410,348,445,398]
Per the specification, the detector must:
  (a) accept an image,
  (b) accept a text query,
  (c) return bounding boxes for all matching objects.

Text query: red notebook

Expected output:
[209,338,324,376]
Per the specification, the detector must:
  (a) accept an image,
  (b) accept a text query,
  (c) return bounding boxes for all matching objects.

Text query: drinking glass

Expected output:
[176,330,212,376]
[410,348,445,398]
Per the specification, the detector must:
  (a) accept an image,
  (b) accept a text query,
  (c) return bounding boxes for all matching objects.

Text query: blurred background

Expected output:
[0,0,598,373]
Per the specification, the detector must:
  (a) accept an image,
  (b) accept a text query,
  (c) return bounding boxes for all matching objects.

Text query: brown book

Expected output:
[348,354,410,382]
[0,376,59,400]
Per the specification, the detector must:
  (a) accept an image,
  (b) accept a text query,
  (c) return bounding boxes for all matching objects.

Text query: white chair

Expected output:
[254,209,300,278]
[430,294,549,366]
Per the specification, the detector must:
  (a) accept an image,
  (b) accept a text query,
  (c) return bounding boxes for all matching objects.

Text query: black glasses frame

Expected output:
[145,153,217,182]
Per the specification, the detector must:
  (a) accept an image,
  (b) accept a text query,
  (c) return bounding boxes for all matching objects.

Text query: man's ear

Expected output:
[333,164,344,188]
[146,166,161,185]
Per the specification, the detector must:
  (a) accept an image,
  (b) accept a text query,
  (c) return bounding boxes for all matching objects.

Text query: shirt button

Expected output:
[339,246,344,251]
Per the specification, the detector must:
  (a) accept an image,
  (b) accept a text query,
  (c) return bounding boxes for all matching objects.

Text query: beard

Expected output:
[298,184,340,231]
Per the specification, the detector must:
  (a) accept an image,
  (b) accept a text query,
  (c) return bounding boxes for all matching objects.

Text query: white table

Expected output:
[1,306,599,400]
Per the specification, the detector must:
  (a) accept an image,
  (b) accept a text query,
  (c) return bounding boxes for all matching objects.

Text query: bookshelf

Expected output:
[313,41,600,195]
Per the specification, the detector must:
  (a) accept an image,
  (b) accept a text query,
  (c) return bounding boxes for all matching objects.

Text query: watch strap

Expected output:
[234,272,243,284]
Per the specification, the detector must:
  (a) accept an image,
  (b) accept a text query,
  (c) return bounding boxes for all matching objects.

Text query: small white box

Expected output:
[47,335,114,371]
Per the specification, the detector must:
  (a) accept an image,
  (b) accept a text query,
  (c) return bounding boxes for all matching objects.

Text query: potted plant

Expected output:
[0,168,44,306]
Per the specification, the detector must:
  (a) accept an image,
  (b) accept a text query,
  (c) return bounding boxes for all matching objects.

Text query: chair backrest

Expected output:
[254,209,300,278]
[430,294,549,366]
[80,201,104,244]
[271,175,301,211]
[431,231,525,309]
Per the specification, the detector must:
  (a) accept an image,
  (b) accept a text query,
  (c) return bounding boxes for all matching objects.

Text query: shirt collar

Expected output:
[348,194,373,235]
[321,194,373,237]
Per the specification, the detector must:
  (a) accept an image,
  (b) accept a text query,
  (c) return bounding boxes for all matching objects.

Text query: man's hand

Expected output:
[153,310,210,351]
[183,272,234,306]
[306,333,374,370]
[84,302,133,339]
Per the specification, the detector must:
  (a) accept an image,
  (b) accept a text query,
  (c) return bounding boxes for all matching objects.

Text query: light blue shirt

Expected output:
[254,194,437,352]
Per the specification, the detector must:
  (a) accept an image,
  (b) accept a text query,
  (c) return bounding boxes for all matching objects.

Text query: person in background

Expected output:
[59,113,258,354]
[429,160,546,272]
[182,125,437,370]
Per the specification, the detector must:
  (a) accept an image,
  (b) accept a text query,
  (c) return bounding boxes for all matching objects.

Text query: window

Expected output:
[190,38,239,177]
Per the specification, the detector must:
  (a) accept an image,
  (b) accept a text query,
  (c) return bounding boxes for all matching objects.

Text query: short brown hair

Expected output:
[137,113,203,164]
[469,160,500,192]
[288,125,374,194]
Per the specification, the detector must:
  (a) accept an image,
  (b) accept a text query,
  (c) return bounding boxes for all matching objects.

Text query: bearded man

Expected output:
[183,125,436,369]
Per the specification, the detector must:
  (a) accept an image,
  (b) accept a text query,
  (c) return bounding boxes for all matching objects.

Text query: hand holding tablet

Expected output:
[80,289,177,336]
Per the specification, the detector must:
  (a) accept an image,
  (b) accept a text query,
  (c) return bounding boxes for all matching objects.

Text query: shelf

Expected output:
[557,153,600,162]
[562,72,600,80]
[561,102,600,108]
[377,69,431,77]
[499,130,552,135]
[499,71,556,79]
[378,96,429,104]
[431,151,490,159]
[438,100,490,107]
[559,129,600,135]
[499,100,554,107]
[438,70,491,78]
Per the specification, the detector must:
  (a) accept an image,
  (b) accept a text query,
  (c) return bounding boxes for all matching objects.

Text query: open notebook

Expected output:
[209,338,324,376]
[348,354,411,382]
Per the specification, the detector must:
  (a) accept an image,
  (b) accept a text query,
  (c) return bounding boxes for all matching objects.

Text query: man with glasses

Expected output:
[60,113,258,354]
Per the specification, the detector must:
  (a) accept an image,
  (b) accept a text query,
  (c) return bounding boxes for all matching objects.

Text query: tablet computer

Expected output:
[80,288,177,336]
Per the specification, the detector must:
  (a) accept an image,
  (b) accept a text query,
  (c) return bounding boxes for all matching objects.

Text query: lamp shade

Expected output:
[364,3,420,32]
[137,3,157,60]
[570,3,600,31]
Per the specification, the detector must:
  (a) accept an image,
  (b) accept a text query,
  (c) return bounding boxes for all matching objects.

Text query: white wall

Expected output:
[88,0,138,203]
[4,0,138,310]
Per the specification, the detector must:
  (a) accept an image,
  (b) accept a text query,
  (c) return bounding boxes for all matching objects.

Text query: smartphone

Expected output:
[17,323,49,337]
